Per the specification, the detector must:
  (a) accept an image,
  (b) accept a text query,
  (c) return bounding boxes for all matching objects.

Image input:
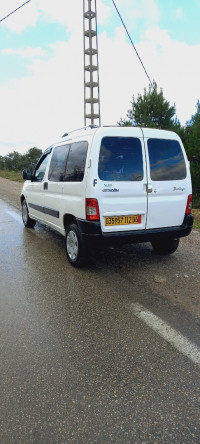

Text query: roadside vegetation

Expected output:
[0,170,24,182]
[192,209,200,229]
[0,147,42,176]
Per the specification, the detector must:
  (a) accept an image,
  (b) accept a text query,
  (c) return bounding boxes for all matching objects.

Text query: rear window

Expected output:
[147,139,187,181]
[48,142,88,182]
[48,145,69,182]
[98,137,143,181]
[63,141,88,182]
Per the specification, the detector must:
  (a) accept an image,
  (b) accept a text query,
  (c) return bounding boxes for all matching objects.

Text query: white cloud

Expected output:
[35,0,112,30]
[97,1,112,26]
[37,0,81,31]
[98,27,150,125]
[1,47,46,58]
[0,37,84,155]
[138,27,200,123]
[1,0,82,33]
[1,0,38,33]
[1,0,111,34]
[112,0,160,31]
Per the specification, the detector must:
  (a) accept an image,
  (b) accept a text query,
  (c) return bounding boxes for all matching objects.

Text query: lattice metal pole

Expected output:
[83,0,101,126]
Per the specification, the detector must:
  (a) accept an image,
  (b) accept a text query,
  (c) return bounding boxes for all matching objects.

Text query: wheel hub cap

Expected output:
[22,202,28,224]
[67,231,78,261]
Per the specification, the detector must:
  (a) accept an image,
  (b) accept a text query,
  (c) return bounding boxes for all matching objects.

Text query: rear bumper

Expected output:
[77,214,193,247]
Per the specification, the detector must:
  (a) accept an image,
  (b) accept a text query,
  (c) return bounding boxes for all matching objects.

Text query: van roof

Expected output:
[58,125,180,145]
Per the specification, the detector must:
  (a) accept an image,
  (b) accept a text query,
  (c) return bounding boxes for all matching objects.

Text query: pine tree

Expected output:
[119,81,180,130]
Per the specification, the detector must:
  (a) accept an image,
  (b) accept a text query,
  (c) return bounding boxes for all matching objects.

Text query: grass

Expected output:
[0,169,199,228]
[192,209,200,229]
[0,170,24,182]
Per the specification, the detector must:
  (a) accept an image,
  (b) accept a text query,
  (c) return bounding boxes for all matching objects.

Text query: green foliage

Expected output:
[0,147,42,173]
[192,209,200,228]
[184,101,200,202]
[119,85,200,204]
[184,101,200,161]
[119,81,180,130]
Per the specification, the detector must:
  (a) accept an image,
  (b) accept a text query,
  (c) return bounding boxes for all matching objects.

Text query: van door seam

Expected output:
[140,127,148,229]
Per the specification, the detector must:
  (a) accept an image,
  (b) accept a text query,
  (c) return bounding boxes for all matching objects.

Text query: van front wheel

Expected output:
[22,199,36,228]
[65,224,85,267]
[151,238,179,255]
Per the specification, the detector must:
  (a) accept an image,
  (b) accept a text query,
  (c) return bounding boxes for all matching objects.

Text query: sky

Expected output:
[0,0,200,156]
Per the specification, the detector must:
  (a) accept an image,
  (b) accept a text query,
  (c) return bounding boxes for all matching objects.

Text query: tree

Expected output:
[4,151,22,171]
[0,147,42,172]
[0,156,5,169]
[184,101,200,203]
[185,101,200,161]
[119,81,180,131]
[23,147,42,170]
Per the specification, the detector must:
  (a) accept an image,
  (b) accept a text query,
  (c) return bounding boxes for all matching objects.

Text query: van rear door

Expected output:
[93,128,148,233]
[143,130,191,229]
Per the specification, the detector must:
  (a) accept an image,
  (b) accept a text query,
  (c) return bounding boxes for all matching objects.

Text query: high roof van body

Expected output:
[21,126,193,266]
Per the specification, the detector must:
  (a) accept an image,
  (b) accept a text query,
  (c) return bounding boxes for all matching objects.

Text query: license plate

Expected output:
[105,215,142,226]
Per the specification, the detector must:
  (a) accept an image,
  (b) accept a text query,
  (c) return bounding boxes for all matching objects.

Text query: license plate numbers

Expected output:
[105,215,142,226]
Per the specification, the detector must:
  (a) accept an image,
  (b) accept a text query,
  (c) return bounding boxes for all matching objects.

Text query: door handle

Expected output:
[146,184,153,193]
[44,182,48,190]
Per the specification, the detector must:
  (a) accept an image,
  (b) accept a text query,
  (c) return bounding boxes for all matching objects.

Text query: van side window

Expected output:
[147,139,187,181]
[63,142,88,182]
[98,137,143,181]
[34,152,51,182]
[48,145,70,182]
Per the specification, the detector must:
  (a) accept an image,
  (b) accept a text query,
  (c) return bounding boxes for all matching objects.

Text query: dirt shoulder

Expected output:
[0,177,22,211]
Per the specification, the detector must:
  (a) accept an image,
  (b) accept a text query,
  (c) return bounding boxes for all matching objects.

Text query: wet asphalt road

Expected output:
[0,198,200,443]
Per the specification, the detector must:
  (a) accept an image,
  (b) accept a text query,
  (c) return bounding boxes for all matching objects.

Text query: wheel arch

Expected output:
[21,194,25,204]
[63,214,77,231]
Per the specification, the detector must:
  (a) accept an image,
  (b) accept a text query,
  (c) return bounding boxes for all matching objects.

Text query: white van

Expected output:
[21,126,193,266]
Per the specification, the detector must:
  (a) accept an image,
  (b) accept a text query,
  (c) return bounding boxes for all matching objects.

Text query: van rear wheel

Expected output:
[151,238,179,255]
[65,224,85,267]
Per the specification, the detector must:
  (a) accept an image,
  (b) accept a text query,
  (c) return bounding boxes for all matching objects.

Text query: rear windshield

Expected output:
[147,139,187,181]
[98,137,143,181]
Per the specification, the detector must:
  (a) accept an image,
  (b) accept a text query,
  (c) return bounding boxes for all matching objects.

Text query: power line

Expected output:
[111,0,153,86]
[0,0,32,24]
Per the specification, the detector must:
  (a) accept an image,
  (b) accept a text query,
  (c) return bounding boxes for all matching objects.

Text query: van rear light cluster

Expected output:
[86,198,100,221]
[185,194,192,214]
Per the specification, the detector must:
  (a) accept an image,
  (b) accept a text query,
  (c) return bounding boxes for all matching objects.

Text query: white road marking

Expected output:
[131,302,200,365]
[6,210,23,224]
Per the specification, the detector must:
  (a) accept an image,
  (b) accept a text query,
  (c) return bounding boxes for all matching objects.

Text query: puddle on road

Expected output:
[6,210,23,225]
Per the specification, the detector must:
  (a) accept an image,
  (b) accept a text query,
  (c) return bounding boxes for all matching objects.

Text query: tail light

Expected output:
[185,194,192,214]
[86,198,100,221]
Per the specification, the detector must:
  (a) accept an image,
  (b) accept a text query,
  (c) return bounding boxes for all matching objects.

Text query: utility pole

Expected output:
[83,0,101,127]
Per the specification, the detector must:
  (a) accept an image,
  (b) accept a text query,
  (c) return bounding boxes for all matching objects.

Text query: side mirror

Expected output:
[22,169,32,180]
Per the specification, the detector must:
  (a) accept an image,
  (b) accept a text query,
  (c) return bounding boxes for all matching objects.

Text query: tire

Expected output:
[65,224,86,267]
[22,199,36,228]
[151,238,180,255]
